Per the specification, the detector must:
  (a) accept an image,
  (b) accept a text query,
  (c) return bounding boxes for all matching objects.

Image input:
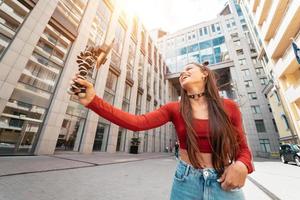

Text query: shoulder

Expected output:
[222,98,242,124]
[163,101,180,110]
[222,98,241,116]
[223,98,239,110]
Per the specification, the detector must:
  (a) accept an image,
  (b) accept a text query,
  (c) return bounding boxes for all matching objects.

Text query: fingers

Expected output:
[71,73,93,88]
[217,169,227,183]
[74,78,93,89]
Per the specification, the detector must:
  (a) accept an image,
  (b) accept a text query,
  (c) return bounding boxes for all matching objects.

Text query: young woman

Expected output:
[72,62,254,200]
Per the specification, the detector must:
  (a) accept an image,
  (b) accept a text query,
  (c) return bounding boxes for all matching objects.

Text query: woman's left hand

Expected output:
[217,161,248,191]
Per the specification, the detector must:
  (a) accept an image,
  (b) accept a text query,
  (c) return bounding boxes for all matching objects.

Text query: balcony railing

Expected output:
[282,30,300,61]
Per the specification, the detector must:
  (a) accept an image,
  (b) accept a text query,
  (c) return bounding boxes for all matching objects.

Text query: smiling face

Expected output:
[179,63,208,92]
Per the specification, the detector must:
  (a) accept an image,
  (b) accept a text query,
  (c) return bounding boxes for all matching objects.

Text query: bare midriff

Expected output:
[179,148,214,168]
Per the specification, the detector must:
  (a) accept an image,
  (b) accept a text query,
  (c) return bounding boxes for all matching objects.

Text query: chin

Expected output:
[180,82,190,91]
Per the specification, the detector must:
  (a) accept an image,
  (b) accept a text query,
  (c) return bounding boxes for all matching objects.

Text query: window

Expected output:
[242,69,250,76]
[239,58,246,65]
[248,92,257,100]
[178,47,187,55]
[234,40,241,46]
[199,28,203,36]
[123,84,131,100]
[105,71,118,91]
[135,93,142,115]
[122,84,131,112]
[255,120,266,132]
[255,67,264,75]
[199,40,212,49]
[260,77,268,85]
[212,36,225,46]
[268,104,272,112]
[244,80,253,88]
[242,24,248,31]
[272,119,278,132]
[251,105,261,114]
[236,49,244,55]
[89,0,111,46]
[215,23,221,32]
[281,114,290,130]
[231,33,239,40]
[187,43,199,53]
[211,24,216,33]
[204,27,208,35]
[274,90,281,103]
[0,1,31,58]
[259,139,271,152]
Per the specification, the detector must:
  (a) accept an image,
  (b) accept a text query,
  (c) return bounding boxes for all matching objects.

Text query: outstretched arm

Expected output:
[230,101,254,174]
[73,78,174,132]
[218,99,254,191]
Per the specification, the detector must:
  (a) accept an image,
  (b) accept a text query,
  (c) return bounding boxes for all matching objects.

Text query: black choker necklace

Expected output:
[187,92,205,99]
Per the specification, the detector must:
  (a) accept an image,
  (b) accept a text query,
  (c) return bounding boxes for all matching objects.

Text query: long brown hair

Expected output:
[179,62,239,175]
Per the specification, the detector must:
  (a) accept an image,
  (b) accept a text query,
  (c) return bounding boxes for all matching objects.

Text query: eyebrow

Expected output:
[185,66,193,71]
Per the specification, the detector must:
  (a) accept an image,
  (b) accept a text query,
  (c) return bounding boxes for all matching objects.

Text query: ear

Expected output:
[202,70,209,78]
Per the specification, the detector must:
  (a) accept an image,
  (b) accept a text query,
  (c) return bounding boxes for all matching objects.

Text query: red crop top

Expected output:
[86,95,254,173]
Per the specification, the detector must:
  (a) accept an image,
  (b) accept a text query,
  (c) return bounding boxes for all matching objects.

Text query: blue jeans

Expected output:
[170,160,245,200]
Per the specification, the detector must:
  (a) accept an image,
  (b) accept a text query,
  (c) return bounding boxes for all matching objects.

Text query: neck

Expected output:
[189,96,207,106]
[186,90,207,106]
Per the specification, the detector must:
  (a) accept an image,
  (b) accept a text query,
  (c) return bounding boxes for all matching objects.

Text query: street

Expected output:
[0,153,299,200]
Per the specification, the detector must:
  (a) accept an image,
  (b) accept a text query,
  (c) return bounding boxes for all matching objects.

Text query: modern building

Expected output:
[0,0,178,155]
[157,0,280,157]
[238,0,300,145]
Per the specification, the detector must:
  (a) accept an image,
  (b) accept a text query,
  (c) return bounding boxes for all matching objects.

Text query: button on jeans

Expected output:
[170,160,245,200]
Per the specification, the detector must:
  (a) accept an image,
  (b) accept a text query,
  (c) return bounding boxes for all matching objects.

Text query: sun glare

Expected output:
[118,0,160,29]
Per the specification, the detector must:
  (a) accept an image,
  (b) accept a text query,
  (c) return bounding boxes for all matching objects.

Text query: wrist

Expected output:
[235,161,248,172]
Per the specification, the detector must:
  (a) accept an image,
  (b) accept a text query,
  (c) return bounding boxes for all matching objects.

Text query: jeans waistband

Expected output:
[177,159,219,180]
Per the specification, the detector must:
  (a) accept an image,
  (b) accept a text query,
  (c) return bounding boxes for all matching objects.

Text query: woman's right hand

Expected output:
[71,74,96,106]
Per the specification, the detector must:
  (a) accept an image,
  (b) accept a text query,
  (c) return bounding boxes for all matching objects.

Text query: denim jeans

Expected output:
[170,160,245,200]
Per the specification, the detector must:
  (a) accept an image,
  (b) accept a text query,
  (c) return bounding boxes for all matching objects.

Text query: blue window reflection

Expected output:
[212,36,225,46]
[201,54,215,64]
[178,47,187,55]
[187,43,199,53]
[188,54,201,63]
[199,40,212,49]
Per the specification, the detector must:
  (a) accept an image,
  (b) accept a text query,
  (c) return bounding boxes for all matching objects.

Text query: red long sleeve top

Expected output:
[86,95,254,173]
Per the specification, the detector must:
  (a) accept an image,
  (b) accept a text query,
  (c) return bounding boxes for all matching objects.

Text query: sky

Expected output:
[121,0,228,33]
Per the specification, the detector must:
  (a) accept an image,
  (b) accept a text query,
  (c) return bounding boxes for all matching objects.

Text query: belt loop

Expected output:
[184,165,190,176]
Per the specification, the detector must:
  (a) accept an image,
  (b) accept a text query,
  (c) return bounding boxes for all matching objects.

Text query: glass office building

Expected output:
[158,0,280,157]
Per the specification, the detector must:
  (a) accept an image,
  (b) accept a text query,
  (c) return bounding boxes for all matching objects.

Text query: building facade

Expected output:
[238,0,300,145]
[157,0,280,157]
[0,0,178,155]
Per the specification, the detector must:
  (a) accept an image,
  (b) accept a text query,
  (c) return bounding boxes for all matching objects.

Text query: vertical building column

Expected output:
[0,0,58,114]
[79,0,122,154]
[139,30,150,153]
[147,37,155,152]
[154,51,161,152]
[35,0,99,155]
[106,15,132,153]
[124,19,143,153]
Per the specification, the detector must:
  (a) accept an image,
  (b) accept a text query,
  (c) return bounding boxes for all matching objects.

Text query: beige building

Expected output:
[0,0,178,155]
[238,0,300,144]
